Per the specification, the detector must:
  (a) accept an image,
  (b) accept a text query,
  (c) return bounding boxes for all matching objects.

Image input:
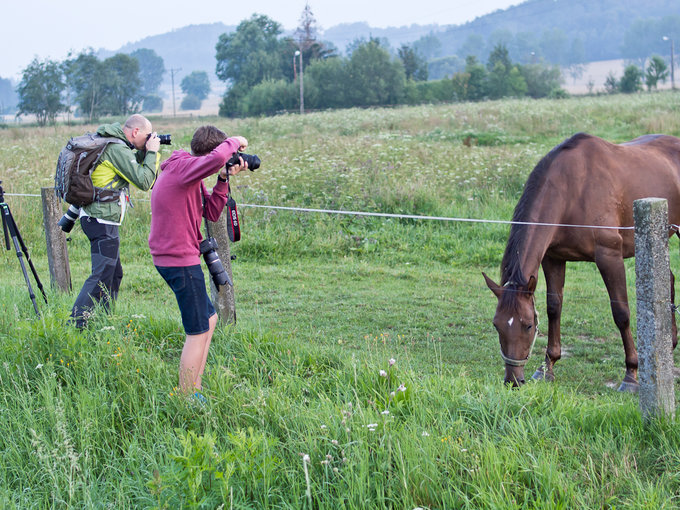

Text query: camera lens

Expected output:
[58,204,80,233]
[158,134,172,145]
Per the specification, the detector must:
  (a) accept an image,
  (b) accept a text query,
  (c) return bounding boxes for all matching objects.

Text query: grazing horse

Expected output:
[483,132,680,391]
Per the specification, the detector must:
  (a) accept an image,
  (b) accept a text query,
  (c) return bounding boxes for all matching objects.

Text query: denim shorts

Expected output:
[155,264,216,335]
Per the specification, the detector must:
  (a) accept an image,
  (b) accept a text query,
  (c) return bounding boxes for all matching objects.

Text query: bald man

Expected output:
[71,114,161,329]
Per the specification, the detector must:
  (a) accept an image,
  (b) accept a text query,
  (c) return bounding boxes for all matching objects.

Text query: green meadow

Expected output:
[1,92,680,508]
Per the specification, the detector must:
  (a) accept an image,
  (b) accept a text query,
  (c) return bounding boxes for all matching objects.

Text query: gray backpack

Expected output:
[54,133,125,206]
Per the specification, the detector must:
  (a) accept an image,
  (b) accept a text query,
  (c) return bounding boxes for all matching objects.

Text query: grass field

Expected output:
[1,92,680,508]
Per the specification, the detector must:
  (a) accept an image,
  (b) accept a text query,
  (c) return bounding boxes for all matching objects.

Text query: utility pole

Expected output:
[663,37,675,90]
[170,68,181,117]
[294,50,304,114]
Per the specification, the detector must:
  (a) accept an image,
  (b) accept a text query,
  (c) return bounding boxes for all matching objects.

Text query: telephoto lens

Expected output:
[199,237,233,287]
[58,204,81,233]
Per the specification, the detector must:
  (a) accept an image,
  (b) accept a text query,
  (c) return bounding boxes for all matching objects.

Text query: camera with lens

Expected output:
[199,237,232,287]
[146,133,172,145]
[58,204,81,233]
[226,152,260,171]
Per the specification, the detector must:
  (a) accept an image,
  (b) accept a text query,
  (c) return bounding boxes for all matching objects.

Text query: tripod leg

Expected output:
[1,204,41,316]
[9,211,47,303]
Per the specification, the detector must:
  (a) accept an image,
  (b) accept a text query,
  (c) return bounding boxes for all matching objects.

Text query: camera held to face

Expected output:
[146,133,172,145]
[199,237,232,287]
[58,204,81,233]
[226,152,260,171]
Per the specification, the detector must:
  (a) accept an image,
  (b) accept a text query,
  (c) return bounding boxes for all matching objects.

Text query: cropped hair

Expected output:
[191,126,227,156]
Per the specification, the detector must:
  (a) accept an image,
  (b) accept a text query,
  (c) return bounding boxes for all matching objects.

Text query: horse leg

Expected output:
[533,257,566,382]
[594,247,638,392]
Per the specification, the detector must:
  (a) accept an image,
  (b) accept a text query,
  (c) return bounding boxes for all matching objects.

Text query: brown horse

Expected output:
[483,132,680,391]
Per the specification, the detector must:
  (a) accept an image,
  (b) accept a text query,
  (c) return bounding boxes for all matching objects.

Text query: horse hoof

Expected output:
[617,381,639,393]
[532,369,554,382]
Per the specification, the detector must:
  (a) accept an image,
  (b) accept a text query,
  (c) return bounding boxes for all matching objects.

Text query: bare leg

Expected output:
[195,313,217,391]
[179,313,217,394]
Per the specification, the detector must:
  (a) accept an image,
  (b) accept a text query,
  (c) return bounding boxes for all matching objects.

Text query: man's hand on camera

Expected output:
[226,157,248,176]
[146,132,161,152]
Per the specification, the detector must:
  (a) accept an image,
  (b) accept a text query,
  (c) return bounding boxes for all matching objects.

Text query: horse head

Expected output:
[483,272,539,387]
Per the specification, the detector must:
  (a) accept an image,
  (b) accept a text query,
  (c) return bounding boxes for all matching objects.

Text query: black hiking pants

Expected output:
[71,217,123,328]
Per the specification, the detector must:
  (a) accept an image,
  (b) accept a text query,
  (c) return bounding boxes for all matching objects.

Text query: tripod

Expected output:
[0,181,47,316]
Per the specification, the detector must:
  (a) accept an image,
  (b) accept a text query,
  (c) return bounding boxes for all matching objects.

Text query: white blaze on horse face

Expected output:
[508,317,514,327]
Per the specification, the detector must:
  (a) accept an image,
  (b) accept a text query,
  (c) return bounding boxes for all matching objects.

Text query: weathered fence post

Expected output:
[41,187,71,292]
[206,215,236,324]
[634,197,676,420]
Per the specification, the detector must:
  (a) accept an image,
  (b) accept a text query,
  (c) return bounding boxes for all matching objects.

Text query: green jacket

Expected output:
[82,122,160,223]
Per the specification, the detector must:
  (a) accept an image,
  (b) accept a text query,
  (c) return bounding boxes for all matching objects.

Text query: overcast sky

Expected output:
[3,0,520,80]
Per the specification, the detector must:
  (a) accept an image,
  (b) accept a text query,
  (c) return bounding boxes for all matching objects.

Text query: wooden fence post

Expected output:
[41,188,71,292]
[634,197,676,420]
[205,215,236,324]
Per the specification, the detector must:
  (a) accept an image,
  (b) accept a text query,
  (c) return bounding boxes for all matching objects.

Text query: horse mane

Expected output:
[499,133,593,304]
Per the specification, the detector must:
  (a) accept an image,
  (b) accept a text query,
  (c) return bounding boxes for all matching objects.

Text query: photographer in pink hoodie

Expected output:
[149,126,248,400]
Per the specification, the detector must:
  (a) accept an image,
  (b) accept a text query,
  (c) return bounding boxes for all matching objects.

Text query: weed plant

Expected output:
[1,93,680,507]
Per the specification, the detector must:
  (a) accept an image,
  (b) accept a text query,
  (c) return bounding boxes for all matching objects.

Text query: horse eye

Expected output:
[525,324,532,331]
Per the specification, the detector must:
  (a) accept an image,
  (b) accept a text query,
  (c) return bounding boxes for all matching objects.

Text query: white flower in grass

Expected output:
[302,454,310,464]
[397,383,407,393]
[421,431,430,437]
[389,358,396,366]
[379,370,387,377]
[35,364,43,370]
[381,410,390,415]
[320,424,327,429]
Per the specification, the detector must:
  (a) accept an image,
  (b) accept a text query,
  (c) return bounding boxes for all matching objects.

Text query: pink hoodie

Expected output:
[148,137,240,267]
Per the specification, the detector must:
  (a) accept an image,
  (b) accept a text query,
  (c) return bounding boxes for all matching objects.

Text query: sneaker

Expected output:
[193,392,207,405]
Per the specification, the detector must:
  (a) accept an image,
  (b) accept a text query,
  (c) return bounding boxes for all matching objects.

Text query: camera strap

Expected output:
[225,175,241,242]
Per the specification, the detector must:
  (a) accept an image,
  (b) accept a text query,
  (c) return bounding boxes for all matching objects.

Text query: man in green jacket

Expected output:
[71,114,160,329]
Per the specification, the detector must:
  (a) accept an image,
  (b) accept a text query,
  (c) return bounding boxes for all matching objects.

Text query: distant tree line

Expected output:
[214,12,568,117]
[416,0,680,77]
[12,49,166,126]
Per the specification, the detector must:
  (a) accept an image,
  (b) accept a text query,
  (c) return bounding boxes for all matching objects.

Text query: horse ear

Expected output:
[482,272,502,298]
[527,275,537,294]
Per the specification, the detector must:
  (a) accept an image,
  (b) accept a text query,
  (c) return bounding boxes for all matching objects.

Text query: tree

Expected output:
[130,48,165,96]
[181,71,211,100]
[604,71,619,94]
[0,77,18,114]
[485,44,527,99]
[398,44,428,81]
[619,64,643,93]
[16,58,65,125]
[520,63,563,98]
[180,94,202,110]
[645,55,669,90]
[63,51,107,121]
[304,57,348,109]
[216,14,289,115]
[101,53,142,115]
[463,55,487,101]
[346,39,405,107]
[216,15,286,88]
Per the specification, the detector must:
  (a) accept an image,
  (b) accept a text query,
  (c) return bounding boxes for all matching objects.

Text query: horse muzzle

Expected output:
[504,364,526,386]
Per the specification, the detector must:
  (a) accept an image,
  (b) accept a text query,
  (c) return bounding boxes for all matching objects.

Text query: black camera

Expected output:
[58,204,81,233]
[147,133,172,145]
[226,152,260,171]
[199,237,232,287]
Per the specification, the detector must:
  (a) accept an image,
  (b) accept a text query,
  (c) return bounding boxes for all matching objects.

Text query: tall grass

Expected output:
[1,92,680,507]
